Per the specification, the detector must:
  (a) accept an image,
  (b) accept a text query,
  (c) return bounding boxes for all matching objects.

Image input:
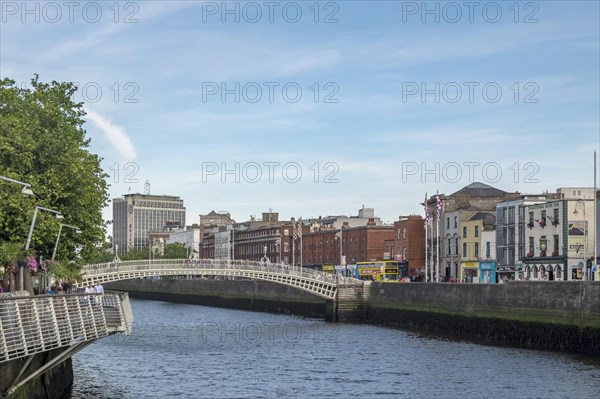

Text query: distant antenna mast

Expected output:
[144,180,151,195]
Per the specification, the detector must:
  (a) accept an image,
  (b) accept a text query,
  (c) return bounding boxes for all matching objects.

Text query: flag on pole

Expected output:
[436,191,442,222]
[293,221,298,239]
[424,193,431,224]
[296,219,303,238]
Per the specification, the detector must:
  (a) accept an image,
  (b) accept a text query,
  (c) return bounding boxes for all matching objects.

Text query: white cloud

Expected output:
[84,109,137,160]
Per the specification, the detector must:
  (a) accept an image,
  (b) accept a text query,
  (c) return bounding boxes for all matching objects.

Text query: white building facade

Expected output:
[166,226,201,255]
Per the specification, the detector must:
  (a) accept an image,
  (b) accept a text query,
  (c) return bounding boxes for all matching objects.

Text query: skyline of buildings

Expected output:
[111,182,600,282]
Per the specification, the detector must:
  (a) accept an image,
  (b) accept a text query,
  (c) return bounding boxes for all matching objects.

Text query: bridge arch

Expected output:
[79,259,353,300]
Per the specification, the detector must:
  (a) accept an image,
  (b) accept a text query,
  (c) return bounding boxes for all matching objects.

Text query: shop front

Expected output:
[496,265,516,282]
[479,261,497,284]
[460,261,479,283]
[523,258,565,281]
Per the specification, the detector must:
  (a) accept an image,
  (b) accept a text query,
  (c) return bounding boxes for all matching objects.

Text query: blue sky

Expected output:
[1,0,599,225]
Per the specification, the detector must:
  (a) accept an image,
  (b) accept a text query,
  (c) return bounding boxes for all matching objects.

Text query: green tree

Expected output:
[162,243,189,259]
[0,76,110,266]
[121,248,150,261]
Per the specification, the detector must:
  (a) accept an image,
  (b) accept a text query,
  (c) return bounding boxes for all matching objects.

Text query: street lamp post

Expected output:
[23,206,63,291]
[335,228,343,276]
[52,223,81,260]
[0,175,34,196]
[231,225,235,261]
[574,199,588,280]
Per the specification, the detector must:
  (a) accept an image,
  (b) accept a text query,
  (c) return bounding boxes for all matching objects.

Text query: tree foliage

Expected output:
[163,242,189,259]
[0,76,109,263]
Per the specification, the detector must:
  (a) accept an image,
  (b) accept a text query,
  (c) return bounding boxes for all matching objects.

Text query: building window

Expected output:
[463,226,467,238]
[528,211,534,225]
[447,217,450,229]
[448,238,451,255]
[455,238,459,254]
[541,210,546,223]
[508,207,515,224]
[486,242,491,258]
[474,243,479,258]
[553,235,559,253]
[528,236,534,254]
[454,216,457,228]
[474,226,479,237]
[553,208,559,225]
[463,243,467,257]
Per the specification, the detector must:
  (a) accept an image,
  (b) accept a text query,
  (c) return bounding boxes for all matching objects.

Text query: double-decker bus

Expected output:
[355,261,401,281]
[321,264,335,274]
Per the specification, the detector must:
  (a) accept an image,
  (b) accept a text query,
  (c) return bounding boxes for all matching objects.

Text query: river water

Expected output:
[70,299,599,398]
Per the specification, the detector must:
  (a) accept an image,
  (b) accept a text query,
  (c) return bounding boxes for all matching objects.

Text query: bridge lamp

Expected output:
[52,223,82,261]
[0,175,34,196]
[22,206,64,291]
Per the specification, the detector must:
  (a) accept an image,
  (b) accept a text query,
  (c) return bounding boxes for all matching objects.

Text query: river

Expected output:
[70,299,600,398]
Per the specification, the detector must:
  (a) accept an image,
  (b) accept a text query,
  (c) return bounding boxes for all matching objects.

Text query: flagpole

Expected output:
[292,219,296,271]
[594,151,597,280]
[436,217,439,282]
[436,191,441,283]
[423,193,429,283]
[424,219,428,282]
[299,218,303,274]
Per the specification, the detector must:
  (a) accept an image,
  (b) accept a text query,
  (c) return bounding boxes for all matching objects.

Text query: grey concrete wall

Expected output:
[367,281,600,354]
[368,281,600,328]
[106,278,328,319]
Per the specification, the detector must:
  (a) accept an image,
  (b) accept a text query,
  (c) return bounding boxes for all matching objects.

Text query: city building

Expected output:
[393,215,425,277]
[201,211,293,263]
[306,206,383,229]
[166,224,201,255]
[425,182,520,280]
[301,220,394,273]
[113,194,186,254]
[495,193,560,280]
[459,212,496,283]
[522,188,597,281]
[198,211,234,258]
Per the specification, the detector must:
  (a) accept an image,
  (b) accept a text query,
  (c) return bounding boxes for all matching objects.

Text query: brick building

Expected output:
[300,220,394,269]
[393,215,425,277]
[201,211,294,263]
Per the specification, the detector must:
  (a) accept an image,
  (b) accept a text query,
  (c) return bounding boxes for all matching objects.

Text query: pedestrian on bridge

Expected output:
[94,281,104,305]
[94,281,104,294]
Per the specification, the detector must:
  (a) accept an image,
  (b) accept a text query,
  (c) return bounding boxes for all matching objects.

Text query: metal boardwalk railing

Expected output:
[80,259,361,300]
[0,291,133,364]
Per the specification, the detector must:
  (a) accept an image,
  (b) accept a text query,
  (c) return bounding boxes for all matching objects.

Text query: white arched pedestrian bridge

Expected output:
[79,259,359,300]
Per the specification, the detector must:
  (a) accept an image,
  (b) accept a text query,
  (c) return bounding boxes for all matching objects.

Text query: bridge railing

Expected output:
[0,291,132,363]
[82,259,344,284]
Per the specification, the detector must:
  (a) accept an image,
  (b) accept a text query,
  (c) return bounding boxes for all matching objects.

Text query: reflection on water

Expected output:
[70,299,600,399]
